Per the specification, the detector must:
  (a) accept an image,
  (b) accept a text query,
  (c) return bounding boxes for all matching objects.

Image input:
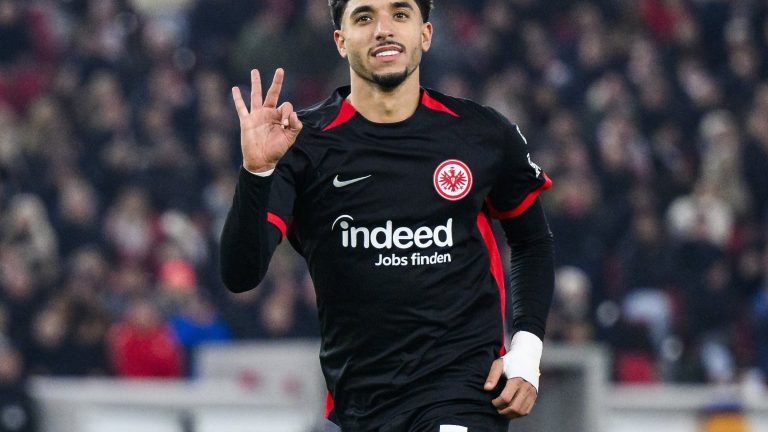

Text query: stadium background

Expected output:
[0,0,767,431]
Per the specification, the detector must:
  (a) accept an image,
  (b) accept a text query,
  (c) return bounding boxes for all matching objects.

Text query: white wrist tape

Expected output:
[502,331,543,392]
[245,167,275,177]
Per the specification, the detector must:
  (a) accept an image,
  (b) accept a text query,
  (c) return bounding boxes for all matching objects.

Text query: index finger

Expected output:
[263,68,284,108]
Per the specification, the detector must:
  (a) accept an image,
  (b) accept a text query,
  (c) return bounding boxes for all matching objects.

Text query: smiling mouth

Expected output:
[376,50,400,57]
[371,43,405,59]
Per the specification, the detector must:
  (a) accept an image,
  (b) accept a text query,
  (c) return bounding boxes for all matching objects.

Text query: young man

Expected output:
[220,0,554,430]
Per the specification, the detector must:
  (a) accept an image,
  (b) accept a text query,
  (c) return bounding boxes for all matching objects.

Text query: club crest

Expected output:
[434,159,473,201]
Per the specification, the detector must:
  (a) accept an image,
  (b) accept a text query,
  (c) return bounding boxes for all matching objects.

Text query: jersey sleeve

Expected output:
[500,198,555,339]
[266,148,305,241]
[219,146,307,293]
[485,113,552,220]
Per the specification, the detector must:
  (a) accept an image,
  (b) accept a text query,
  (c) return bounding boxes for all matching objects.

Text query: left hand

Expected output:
[484,359,538,419]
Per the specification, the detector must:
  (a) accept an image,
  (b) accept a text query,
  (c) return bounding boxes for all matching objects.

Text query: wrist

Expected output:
[502,331,543,392]
[243,167,275,177]
[243,160,276,176]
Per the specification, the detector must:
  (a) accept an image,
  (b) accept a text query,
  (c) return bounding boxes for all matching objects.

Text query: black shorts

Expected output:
[372,400,509,432]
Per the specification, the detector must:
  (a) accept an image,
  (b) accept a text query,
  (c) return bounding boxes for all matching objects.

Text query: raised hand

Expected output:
[231,68,303,173]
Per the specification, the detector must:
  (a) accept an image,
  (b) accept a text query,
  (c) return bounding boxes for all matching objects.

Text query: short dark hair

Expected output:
[329,0,434,30]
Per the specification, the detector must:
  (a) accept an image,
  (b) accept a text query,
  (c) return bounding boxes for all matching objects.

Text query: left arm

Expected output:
[484,198,554,419]
[503,197,554,341]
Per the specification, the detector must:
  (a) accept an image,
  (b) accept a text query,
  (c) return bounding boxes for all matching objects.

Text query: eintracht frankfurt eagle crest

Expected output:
[434,159,473,201]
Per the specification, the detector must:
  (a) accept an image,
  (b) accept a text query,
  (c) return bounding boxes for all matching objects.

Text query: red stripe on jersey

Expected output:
[421,91,460,117]
[486,173,552,220]
[267,212,287,240]
[476,212,507,356]
[324,392,335,418]
[323,99,356,131]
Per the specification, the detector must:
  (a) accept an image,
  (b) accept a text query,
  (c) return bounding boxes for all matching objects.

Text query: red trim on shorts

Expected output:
[476,212,507,356]
[267,212,287,240]
[486,173,552,220]
[323,99,356,131]
[421,91,460,117]
[324,392,335,418]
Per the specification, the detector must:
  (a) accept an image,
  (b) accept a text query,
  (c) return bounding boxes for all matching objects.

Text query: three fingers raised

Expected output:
[231,68,286,118]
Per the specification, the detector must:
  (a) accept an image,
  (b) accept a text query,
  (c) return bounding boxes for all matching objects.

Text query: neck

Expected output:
[347,69,421,123]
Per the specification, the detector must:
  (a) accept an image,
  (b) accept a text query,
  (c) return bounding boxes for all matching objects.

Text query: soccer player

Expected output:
[220,0,555,430]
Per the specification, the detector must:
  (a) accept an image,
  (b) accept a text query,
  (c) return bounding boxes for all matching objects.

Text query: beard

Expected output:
[371,69,410,90]
[348,47,421,91]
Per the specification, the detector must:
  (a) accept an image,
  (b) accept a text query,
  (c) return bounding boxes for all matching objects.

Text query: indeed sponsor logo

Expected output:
[331,215,454,249]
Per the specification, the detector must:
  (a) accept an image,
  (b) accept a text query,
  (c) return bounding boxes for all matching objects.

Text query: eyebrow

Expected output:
[350,5,374,16]
[392,2,414,11]
[350,1,415,17]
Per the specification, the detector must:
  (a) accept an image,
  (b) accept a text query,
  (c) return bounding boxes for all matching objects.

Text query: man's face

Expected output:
[334,0,432,90]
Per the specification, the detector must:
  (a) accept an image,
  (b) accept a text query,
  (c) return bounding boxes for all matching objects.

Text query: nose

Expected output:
[374,15,394,40]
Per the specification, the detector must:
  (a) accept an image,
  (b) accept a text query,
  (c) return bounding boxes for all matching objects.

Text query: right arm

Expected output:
[220,168,283,292]
[219,69,303,293]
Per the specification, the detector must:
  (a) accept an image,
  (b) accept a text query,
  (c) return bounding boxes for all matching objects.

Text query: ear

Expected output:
[421,22,433,52]
[334,30,347,58]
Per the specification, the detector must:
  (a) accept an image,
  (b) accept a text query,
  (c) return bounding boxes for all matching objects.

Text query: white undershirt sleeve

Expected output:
[244,167,275,177]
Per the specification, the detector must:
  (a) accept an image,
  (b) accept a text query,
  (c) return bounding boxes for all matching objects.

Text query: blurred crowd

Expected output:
[0,0,767,394]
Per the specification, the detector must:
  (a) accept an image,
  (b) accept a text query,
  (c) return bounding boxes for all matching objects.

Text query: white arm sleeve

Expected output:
[502,330,543,392]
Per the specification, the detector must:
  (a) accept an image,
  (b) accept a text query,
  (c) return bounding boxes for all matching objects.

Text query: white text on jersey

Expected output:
[332,216,454,249]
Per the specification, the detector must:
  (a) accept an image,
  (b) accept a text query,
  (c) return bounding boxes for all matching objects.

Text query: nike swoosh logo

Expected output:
[333,175,371,188]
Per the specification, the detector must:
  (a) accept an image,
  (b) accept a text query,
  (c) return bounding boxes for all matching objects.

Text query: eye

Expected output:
[355,15,372,23]
[394,11,410,20]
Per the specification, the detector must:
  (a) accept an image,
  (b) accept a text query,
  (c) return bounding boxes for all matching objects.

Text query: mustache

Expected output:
[370,41,406,54]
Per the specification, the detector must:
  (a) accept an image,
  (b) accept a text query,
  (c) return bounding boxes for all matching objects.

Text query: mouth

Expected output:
[371,43,404,62]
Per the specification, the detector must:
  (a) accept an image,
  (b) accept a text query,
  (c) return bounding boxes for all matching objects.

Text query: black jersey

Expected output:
[221,86,551,430]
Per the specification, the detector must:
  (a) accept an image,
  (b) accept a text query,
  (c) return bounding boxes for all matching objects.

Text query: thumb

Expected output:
[484,358,504,391]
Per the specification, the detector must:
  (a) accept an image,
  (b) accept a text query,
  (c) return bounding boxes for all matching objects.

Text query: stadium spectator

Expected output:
[169,292,231,375]
[547,266,593,344]
[617,210,673,293]
[743,85,768,222]
[54,176,103,257]
[108,298,184,378]
[25,292,110,376]
[0,0,55,115]
[1,194,59,286]
[25,302,69,375]
[0,248,44,353]
[103,186,157,265]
